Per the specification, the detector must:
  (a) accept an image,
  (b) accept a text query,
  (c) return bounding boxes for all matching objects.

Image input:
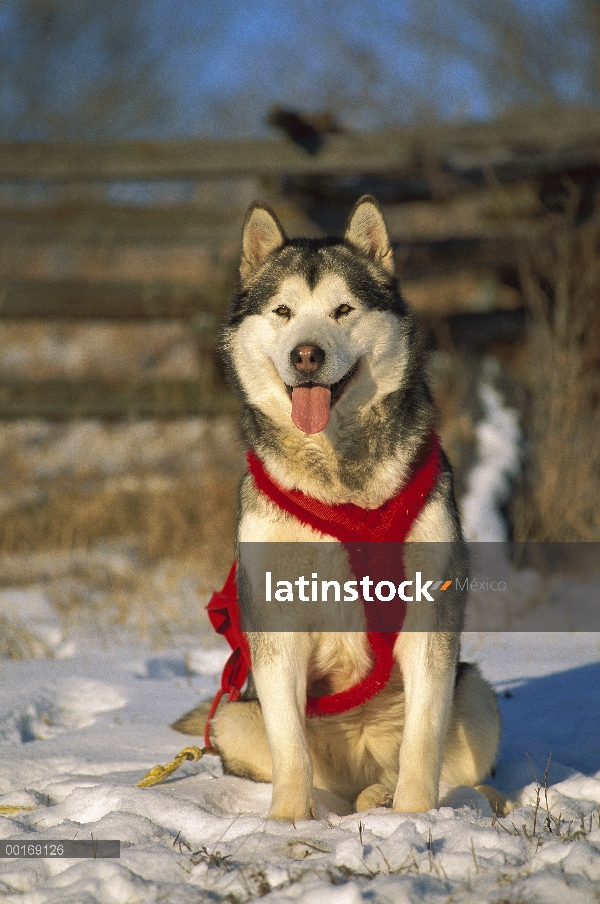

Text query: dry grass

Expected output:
[0,463,241,648]
[427,347,480,502]
[0,417,243,561]
[0,614,53,659]
[0,417,244,648]
[512,213,600,541]
[0,468,238,566]
[423,210,600,543]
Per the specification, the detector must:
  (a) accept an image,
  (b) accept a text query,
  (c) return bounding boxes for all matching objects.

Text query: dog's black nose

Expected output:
[291,344,325,374]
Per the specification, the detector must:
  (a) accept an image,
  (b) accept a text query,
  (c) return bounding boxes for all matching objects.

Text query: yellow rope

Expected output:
[1,744,217,805]
[137,745,217,788]
[2,746,218,806]
[0,806,36,815]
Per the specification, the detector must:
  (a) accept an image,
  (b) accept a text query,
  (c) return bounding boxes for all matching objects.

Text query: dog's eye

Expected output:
[334,303,354,319]
[273,305,291,319]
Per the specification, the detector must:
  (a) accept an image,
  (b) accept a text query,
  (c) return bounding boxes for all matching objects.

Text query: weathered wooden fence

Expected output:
[1,106,598,418]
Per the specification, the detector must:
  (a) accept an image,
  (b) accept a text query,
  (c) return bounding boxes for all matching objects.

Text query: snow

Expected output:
[461,357,521,543]
[1,614,600,903]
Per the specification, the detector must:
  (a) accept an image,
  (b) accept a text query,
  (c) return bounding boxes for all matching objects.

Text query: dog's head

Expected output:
[222,196,419,437]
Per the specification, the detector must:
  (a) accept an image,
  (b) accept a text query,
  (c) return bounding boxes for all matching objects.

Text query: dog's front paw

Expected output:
[268,792,316,823]
[392,785,437,813]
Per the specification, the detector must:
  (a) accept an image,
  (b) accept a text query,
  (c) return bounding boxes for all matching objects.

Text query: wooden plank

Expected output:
[421,308,526,348]
[0,134,412,182]
[0,280,230,320]
[284,151,600,206]
[0,107,599,181]
[0,205,246,245]
[0,380,239,419]
[397,237,517,280]
[0,204,317,245]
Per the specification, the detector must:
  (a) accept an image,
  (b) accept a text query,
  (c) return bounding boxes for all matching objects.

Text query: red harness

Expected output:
[204,431,442,748]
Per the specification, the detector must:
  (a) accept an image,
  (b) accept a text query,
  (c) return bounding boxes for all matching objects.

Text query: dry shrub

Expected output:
[0,614,52,659]
[427,348,479,501]
[47,555,221,647]
[0,417,245,589]
[0,467,239,572]
[512,215,600,541]
[0,426,243,645]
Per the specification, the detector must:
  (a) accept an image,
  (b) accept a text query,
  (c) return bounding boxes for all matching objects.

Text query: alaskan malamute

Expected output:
[175,196,503,820]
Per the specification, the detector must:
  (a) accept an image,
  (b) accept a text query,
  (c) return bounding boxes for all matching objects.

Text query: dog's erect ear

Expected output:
[240,202,286,282]
[343,195,395,274]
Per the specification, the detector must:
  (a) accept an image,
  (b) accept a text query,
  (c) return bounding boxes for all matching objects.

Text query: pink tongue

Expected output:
[291,385,331,434]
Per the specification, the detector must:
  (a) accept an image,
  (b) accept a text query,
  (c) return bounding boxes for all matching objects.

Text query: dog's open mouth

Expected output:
[286,362,359,434]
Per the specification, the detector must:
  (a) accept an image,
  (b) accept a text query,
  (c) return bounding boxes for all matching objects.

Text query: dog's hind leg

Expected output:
[355,784,393,812]
[442,662,500,787]
[213,700,273,781]
[441,662,511,814]
[171,702,211,738]
[173,697,273,782]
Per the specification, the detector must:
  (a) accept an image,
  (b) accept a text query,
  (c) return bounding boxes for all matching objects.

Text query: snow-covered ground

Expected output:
[1,574,600,904]
[1,377,599,902]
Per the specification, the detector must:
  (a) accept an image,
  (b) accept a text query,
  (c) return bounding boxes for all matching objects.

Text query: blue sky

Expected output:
[0,0,593,140]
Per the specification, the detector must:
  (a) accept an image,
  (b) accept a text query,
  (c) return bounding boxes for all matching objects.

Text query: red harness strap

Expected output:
[205,431,442,747]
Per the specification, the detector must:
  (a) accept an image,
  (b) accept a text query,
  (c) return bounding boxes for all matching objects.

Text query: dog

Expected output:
[174,196,503,821]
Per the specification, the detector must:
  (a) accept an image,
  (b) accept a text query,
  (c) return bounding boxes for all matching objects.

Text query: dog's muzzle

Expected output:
[285,361,359,435]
